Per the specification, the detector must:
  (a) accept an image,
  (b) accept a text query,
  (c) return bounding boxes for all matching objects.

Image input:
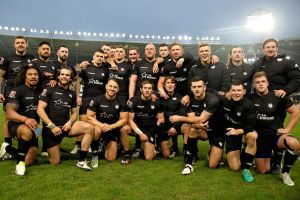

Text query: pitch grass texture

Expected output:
[0,108,299,200]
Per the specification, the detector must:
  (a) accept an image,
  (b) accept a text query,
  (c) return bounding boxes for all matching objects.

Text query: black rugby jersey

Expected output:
[79,64,109,98]
[0,53,35,88]
[39,85,76,127]
[7,84,40,122]
[109,61,132,97]
[31,58,57,88]
[129,95,162,129]
[219,95,255,133]
[88,95,126,124]
[250,91,294,134]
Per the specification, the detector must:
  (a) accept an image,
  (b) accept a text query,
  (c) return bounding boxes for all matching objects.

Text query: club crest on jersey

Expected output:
[101,73,105,76]
[151,105,155,109]
[8,91,16,98]
[89,100,94,107]
[27,59,31,63]
[237,112,241,116]
[121,68,124,71]
[41,89,47,96]
[211,65,216,69]
[69,94,72,98]
[183,68,187,72]
[52,66,55,70]
[262,65,266,68]
[115,104,119,109]
[268,103,273,108]
[277,58,283,62]
[203,103,206,108]
[172,97,177,101]
[243,72,248,76]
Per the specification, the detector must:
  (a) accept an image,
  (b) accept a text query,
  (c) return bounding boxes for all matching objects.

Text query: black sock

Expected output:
[75,140,81,147]
[17,138,31,163]
[183,144,187,152]
[4,137,12,145]
[271,149,283,168]
[91,140,99,156]
[124,150,131,158]
[186,137,198,165]
[5,145,18,157]
[135,136,141,150]
[241,151,254,170]
[171,135,178,152]
[282,150,299,173]
[42,137,47,152]
[79,151,88,162]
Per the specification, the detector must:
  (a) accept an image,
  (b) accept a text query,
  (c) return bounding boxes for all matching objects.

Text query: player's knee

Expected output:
[19,127,33,141]
[120,125,131,135]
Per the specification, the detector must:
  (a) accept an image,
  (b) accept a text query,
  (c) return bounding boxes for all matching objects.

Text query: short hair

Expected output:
[262,38,278,49]
[252,71,268,81]
[101,43,111,48]
[56,45,68,52]
[60,66,73,77]
[38,41,51,47]
[170,42,182,49]
[198,43,210,49]
[230,80,244,89]
[107,77,120,86]
[16,65,42,87]
[140,79,154,89]
[15,36,27,42]
[159,43,169,48]
[93,49,105,55]
[164,76,176,85]
[191,76,205,84]
[115,45,125,50]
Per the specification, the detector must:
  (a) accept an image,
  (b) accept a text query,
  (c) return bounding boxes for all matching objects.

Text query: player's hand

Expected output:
[157,118,165,126]
[62,121,72,132]
[211,55,219,64]
[181,95,190,106]
[24,118,38,130]
[169,115,180,123]
[77,97,82,106]
[176,58,184,68]
[226,128,240,136]
[48,80,57,87]
[153,62,159,74]
[52,126,62,136]
[274,90,286,98]
[167,127,177,136]
[218,91,225,96]
[139,133,148,142]
[151,94,158,101]
[277,128,289,135]
[199,121,209,130]
[110,64,118,71]
[159,90,169,99]
[101,123,113,132]
[79,61,90,69]
[127,99,133,107]
[0,94,5,103]
[225,92,231,99]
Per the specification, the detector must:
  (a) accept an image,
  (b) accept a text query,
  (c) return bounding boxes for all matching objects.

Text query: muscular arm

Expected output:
[284,104,300,133]
[75,77,82,99]
[37,100,53,126]
[129,74,137,99]
[0,69,6,100]
[6,103,27,122]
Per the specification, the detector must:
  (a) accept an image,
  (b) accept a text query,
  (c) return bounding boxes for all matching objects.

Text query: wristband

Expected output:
[47,123,56,130]
[134,128,143,136]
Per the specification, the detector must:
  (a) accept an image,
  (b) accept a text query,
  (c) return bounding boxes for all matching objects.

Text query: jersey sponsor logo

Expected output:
[8,91,16,98]
[141,72,156,80]
[175,77,187,82]
[254,104,260,107]
[137,105,144,108]
[12,60,21,63]
[140,66,148,69]
[25,97,34,100]
[41,89,47,96]
[88,72,96,75]
[268,103,273,108]
[55,92,63,95]
[230,72,236,76]
[223,106,230,111]
[192,105,199,108]
[170,71,177,74]
[257,113,274,121]
[88,78,104,85]
[39,65,46,68]
[277,58,283,62]
[25,104,37,112]
[100,104,108,108]
[53,99,71,108]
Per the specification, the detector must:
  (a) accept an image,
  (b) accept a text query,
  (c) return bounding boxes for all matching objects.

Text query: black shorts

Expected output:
[101,128,120,142]
[79,97,93,115]
[207,127,225,149]
[256,132,280,158]
[157,120,180,142]
[42,127,69,149]
[226,135,242,154]
[7,121,38,147]
[140,127,156,144]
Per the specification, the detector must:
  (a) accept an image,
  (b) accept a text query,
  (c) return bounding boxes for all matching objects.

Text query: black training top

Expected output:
[31,58,57,88]
[109,61,132,97]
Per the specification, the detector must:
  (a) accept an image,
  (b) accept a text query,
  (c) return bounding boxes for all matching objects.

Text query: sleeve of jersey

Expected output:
[242,103,256,133]
[284,59,300,95]
[128,97,136,113]
[204,94,220,114]
[6,88,20,105]
[221,65,231,92]
[160,63,170,77]
[87,98,97,112]
[281,96,294,110]
[39,87,52,103]
[0,57,9,71]
[71,92,77,108]
[131,63,139,75]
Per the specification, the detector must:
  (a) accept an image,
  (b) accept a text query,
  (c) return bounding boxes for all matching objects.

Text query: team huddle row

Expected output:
[0,36,300,187]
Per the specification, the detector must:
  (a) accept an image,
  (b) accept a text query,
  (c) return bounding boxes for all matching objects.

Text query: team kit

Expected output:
[0,36,299,187]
